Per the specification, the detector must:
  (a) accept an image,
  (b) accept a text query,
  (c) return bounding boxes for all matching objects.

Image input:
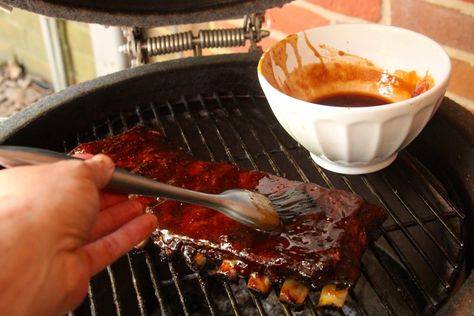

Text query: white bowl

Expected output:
[257,24,451,174]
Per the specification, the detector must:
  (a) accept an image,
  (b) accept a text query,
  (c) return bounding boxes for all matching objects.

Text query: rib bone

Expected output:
[218,259,248,281]
[247,272,272,296]
[318,284,348,307]
[279,278,310,305]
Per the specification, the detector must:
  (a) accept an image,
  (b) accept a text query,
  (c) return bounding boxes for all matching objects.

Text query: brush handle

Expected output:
[0,145,281,232]
[0,145,221,207]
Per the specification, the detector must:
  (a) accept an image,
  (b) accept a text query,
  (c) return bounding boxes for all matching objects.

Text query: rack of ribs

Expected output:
[72,125,386,306]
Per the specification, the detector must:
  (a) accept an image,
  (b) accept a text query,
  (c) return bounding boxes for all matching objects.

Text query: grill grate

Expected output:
[65,92,465,316]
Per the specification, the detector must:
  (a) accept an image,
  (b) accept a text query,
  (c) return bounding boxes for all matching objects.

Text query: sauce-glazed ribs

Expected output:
[72,125,386,305]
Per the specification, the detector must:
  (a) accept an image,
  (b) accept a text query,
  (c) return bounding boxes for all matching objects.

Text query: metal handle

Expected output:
[0,146,221,208]
[108,168,221,208]
[0,145,282,232]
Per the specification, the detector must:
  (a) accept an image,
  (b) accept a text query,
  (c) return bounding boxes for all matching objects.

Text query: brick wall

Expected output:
[0,8,96,84]
[216,0,474,113]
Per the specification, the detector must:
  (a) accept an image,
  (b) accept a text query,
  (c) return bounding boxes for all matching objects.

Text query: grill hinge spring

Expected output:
[120,13,269,66]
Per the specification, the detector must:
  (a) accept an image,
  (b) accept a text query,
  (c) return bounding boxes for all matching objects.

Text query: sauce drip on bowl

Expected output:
[258,34,434,106]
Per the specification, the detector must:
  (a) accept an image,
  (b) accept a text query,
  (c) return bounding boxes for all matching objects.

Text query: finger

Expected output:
[79,214,158,276]
[83,154,115,189]
[88,200,144,242]
[99,192,128,210]
[73,153,94,159]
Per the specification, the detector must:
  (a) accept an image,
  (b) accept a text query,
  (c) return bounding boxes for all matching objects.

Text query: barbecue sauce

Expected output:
[312,92,393,107]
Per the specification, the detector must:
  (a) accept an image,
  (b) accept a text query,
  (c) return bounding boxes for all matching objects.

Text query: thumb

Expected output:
[83,154,115,189]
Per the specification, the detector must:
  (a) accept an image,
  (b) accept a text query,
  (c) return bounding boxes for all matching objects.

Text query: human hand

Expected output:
[0,155,157,316]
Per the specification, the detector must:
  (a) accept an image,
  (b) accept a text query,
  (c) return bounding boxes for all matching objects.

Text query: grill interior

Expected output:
[61,92,465,316]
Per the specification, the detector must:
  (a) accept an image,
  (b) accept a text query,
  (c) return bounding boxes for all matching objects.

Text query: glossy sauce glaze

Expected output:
[73,126,386,288]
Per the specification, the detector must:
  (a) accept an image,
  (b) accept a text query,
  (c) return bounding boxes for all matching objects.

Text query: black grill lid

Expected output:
[0,0,291,27]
